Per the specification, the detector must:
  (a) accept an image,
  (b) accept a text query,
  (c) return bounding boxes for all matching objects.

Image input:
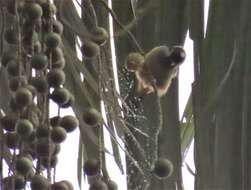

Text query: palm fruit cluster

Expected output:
[0,1,77,189]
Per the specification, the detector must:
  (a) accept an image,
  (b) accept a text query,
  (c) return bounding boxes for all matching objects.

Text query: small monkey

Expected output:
[125,45,186,97]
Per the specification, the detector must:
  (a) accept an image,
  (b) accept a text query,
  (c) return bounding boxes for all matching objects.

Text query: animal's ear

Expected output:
[170,46,186,65]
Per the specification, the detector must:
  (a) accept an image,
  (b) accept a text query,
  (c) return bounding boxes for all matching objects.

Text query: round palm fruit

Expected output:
[52,20,64,35]
[34,41,42,53]
[50,87,70,106]
[47,69,65,87]
[52,58,66,69]
[61,93,74,108]
[50,116,61,127]
[36,125,50,138]
[15,87,33,108]
[83,159,100,176]
[45,32,61,49]
[31,174,49,190]
[31,53,48,70]
[152,158,173,179]
[8,76,27,92]
[41,2,57,18]
[91,27,108,46]
[81,41,100,59]
[53,144,61,156]
[16,119,33,138]
[170,46,186,64]
[61,180,74,190]
[36,138,55,157]
[25,3,43,20]
[7,59,19,76]
[5,132,20,149]
[89,180,108,190]
[59,115,79,133]
[16,156,33,176]
[4,28,18,44]
[107,180,118,190]
[1,114,17,132]
[51,126,67,143]
[50,47,64,63]
[25,84,37,97]
[30,76,48,93]
[1,50,17,67]
[41,156,58,168]
[51,181,68,190]
[82,108,101,126]
[3,175,25,190]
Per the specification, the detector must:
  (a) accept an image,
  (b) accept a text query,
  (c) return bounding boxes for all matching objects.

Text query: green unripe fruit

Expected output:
[81,41,100,59]
[16,119,33,137]
[107,180,118,190]
[45,32,61,49]
[89,180,108,190]
[7,60,19,76]
[152,158,173,179]
[1,50,17,67]
[1,114,17,132]
[31,54,48,70]
[8,76,27,92]
[25,3,43,20]
[59,115,79,133]
[4,28,18,44]
[16,156,33,176]
[50,87,70,106]
[83,159,100,176]
[30,76,48,93]
[5,132,20,149]
[52,20,63,35]
[91,27,109,46]
[31,175,49,190]
[15,87,33,107]
[47,69,65,87]
[82,108,101,126]
[51,126,67,143]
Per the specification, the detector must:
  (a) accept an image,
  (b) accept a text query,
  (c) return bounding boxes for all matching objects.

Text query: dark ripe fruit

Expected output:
[52,20,64,35]
[47,69,65,87]
[1,114,17,132]
[31,53,48,70]
[30,76,48,93]
[5,132,20,149]
[107,180,118,190]
[83,159,100,176]
[51,181,68,190]
[36,138,55,157]
[170,46,186,64]
[152,158,173,179]
[41,156,58,168]
[81,41,100,59]
[89,180,108,190]
[61,93,74,108]
[31,175,49,190]
[50,116,61,127]
[4,28,18,44]
[50,87,70,106]
[16,119,33,138]
[82,108,101,126]
[25,3,43,20]
[3,175,25,190]
[36,125,50,138]
[91,27,109,46]
[45,32,61,49]
[1,50,17,67]
[59,115,79,133]
[7,59,19,76]
[8,76,27,92]
[16,156,33,175]
[15,87,33,107]
[51,126,67,143]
